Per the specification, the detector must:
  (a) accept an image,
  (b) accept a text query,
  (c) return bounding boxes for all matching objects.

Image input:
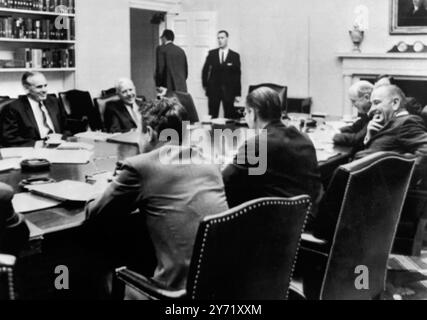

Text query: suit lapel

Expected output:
[120,101,137,127]
[22,97,41,138]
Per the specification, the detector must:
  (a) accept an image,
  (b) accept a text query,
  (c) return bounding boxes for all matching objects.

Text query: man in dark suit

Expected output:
[0,182,29,255]
[104,78,145,133]
[356,85,427,186]
[0,72,67,147]
[202,30,242,119]
[222,87,322,210]
[333,81,373,151]
[86,98,229,294]
[155,29,188,94]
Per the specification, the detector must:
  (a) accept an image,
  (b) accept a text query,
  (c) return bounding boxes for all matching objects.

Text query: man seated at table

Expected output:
[104,78,145,133]
[86,97,229,293]
[0,72,68,147]
[222,87,322,209]
[356,84,427,187]
[333,81,373,150]
[0,182,29,255]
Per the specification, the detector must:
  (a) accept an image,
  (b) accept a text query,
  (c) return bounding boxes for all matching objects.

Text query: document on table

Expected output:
[316,150,340,162]
[107,131,140,145]
[74,131,119,142]
[12,193,62,214]
[25,180,105,202]
[0,158,22,172]
[57,141,95,151]
[0,147,34,159]
[26,149,93,164]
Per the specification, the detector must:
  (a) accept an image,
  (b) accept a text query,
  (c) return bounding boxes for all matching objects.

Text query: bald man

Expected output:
[0,183,29,255]
[104,79,146,133]
[356,85,427,186]
[333,81,374,149]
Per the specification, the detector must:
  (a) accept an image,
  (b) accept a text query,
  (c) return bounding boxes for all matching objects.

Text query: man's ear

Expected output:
[392,97,401,111]
[146,126,157,143]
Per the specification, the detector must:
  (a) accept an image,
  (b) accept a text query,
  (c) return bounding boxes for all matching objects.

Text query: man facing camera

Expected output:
[0,72,67,147]
[202,30,242,119]
[104,78,145,133]
[356,85,427,186]
[86,98,229,293]
[333,81,373,150]
[0,183,29,255]
[222,87,322,209]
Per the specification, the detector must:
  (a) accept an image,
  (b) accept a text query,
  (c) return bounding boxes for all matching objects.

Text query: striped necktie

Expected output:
[39,102,55,134]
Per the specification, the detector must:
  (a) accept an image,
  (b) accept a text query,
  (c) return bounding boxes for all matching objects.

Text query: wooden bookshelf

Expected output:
[0,8,75,17]
[0,67,75,72]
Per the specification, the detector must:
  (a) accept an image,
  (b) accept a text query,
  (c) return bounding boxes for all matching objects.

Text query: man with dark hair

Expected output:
[86,97,229,293]
[0,182,29,255]
[0,71,67,147]
[155,29,188,93]
[356,85,427,186]
[222,87,322,209]
[202,30,241,119]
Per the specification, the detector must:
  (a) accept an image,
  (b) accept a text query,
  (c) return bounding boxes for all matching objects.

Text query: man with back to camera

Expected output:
[104,78,145,133]
[155,29,188,95]
[333,81,373,150]
[202,30,242,119]
[0,71,67,147]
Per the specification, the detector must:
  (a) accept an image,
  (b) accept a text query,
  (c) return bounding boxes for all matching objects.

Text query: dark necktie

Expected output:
[39,102,54,134]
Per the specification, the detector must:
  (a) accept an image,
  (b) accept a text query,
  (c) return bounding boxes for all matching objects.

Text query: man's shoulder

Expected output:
[229,49,240,58]
[396,114,426,127]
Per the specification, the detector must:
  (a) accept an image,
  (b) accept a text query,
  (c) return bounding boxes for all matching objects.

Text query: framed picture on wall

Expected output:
[390,0,427,34]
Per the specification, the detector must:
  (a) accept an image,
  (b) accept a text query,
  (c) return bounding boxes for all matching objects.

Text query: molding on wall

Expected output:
[129,0,182,13]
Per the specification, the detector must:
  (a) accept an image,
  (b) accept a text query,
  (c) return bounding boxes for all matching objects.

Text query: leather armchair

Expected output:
[113,196,312,300]
[294,152,416,300]
[0,254,16,300]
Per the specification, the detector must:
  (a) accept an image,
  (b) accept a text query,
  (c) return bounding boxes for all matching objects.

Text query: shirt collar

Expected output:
[395,110,409,118]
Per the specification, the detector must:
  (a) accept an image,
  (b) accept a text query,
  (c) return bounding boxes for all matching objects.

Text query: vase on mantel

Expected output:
[349,26,364,53]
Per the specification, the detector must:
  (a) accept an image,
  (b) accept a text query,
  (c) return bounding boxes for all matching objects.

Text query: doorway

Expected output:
[130,9,162,100]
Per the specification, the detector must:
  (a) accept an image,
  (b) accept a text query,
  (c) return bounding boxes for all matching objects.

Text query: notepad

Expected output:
[25,149,93,164]
[0,147,34,159]
[57,141,95,151]
[107,131,140,145]
[25,180,102,202]
[12,193,62,214]
[0,158,21,172]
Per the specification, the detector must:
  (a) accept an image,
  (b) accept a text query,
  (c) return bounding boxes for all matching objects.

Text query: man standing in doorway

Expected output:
[155,29,188,94]
[202,30,242,119]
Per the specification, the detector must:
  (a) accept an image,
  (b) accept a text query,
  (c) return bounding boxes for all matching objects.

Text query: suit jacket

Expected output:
[0,95,67,147]
[333,113,369,150]
[356,113,427,186]
[104,99,144,133]
[155,43,188,92]
[222,120,322,209]
[86,145,229,290]
[202,48,242,98]
[0,183,29,254]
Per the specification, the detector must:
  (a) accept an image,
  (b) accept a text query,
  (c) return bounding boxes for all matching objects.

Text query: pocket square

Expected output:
[227,63,233,66]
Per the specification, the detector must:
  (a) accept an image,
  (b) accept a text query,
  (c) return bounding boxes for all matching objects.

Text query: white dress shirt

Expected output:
[219,48,229,64]
[28,96,55,139]
[125,102,142,132]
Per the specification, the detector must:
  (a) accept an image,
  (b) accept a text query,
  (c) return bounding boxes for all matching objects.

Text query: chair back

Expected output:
[318,152,415,300]
[0,254,16,300]
[187,196,312,300]
[168,91,199,124]
[94,95,121,125]
[0,99,15,147]
[101,87,117,98]
[248,83,288,113]
[287,97,312,114]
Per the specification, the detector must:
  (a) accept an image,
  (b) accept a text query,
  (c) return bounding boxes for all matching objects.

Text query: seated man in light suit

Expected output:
[0,72,67,147]
[104,78,145,133]
[86,97,229,294]
[356,85,427,187]
[0,183,29,255]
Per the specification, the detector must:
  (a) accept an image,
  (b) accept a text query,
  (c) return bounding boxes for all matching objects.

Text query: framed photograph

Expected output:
[390,0,427,34]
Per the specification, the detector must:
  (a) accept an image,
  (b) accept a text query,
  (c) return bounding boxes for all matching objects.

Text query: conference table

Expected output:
[0,117,352,245]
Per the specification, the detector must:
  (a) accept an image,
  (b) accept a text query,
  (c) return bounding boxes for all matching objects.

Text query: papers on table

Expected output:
[0,147,34,159]
[74,131,118,142]
[107,131,140,145]
[25,180,106,202]
[12,193,61,213]
[57,141,95,151]
[0,148,93,165]
[0,158,22,172]
[317,150,341,162]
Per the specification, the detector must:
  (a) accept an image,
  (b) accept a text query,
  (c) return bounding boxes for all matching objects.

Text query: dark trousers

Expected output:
[208,87,238,119]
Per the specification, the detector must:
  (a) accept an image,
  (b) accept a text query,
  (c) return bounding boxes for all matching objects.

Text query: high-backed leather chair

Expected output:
[113,196,312,300]
[287,97,312,114]
[248,83,288,113]
[0,254,16,300]
[59,90,103,133]
[294,152,416,300]
[167,91,199,124]
[94,95,120,129]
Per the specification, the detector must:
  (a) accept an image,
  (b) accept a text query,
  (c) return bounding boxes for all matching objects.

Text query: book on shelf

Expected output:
[0,15,75,40]
[0,0,75,14]
[12,47,75,69]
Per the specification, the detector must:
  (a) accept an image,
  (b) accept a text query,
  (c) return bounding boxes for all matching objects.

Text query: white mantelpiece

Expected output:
[337,53,427,116]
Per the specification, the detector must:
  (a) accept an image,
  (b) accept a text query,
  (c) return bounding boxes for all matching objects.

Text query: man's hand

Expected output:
[156,87,167,97]
[234,96,241,104]
[367,119,384,135]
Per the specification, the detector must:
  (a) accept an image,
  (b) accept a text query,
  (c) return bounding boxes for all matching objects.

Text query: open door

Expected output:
[167,12,217,118]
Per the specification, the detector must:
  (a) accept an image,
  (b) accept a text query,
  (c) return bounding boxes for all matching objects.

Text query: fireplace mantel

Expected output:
[337,52,427,116]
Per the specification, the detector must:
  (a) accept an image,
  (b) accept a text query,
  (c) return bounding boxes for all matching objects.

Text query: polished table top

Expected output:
[0,120,351,241]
